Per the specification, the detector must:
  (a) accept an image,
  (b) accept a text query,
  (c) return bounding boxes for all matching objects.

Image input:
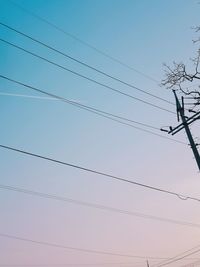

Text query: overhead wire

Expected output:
[0,232,170,259]
[8,0,159,83]
[178,258,200,267]
[153,244,200,267]
[1,233,200,261]
[155,247,200,267]
[0,89,165,135]
[0,91,183,146]
[0,38,175,115]
[1,183,200,228]
[0,74,185,144]
[0,74,160,131]
[0,263,149,267]
[0,143,199,203]
[0,261,199,267]
[0,22,174,106]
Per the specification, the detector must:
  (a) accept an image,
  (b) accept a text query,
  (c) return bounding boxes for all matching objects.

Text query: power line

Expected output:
[0,232,169,259]
[178,259,200,267]
[154,243,200,267]
[0,262,144,267]
[0,38,175,115]
[0,21,173,106]
[1,89,170,139]
[1,232,200,262]
[1,261,200,267]
[0,90,186,146]
[8,0,159,83]
[0,143,199,203]
[0,74,185,144]
[0,75,160,130]
[1,183,200,228]
[155,247,200,267]
[0,263,148,267]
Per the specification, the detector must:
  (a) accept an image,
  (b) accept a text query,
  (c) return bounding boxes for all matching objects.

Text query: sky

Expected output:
[0,0,200,266]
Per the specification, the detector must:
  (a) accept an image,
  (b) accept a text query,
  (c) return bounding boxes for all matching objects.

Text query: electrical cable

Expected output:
[0,183,200,228]
[0,74,185,144]
[0,38,175,114]
[153,243,200,267]
[0,233,170,259]
[0,144,199,203]
[0,263,150,267]
[178,258,200,267]
[155,248,200,267]
[8,0,159,83]
[0,74,160,131]
[0,22,173,106]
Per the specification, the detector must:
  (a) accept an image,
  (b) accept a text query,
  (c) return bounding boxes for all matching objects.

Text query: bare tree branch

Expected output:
[162,27,200,111]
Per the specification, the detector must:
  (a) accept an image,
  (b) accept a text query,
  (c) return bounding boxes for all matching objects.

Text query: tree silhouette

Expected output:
[162,27,200,111]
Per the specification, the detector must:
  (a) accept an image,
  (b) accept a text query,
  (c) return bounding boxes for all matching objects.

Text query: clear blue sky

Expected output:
[0,0,200,266]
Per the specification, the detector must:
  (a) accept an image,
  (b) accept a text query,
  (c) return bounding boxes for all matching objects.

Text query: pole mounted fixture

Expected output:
[161,90,200,171]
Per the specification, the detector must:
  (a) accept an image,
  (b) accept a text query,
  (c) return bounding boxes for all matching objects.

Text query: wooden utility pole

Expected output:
[167,90,200,171]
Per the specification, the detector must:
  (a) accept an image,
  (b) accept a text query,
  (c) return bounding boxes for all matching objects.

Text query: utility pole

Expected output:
[161,90,200,171]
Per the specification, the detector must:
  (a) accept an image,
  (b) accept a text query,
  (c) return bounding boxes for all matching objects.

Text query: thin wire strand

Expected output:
[1,259,199,267]
[0,74,160,131]
[8,0,159,84]
[1,232,200,262]
[0,144,199,203]
[155,247,200,267]
[0,263,150,267]
[0,75,185,145]
[0,38,175,115]
[0,22,174,106]
[153,244,200,267]
[1,183,200,228]
[0,233,169,259]
[178,258,200,267]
